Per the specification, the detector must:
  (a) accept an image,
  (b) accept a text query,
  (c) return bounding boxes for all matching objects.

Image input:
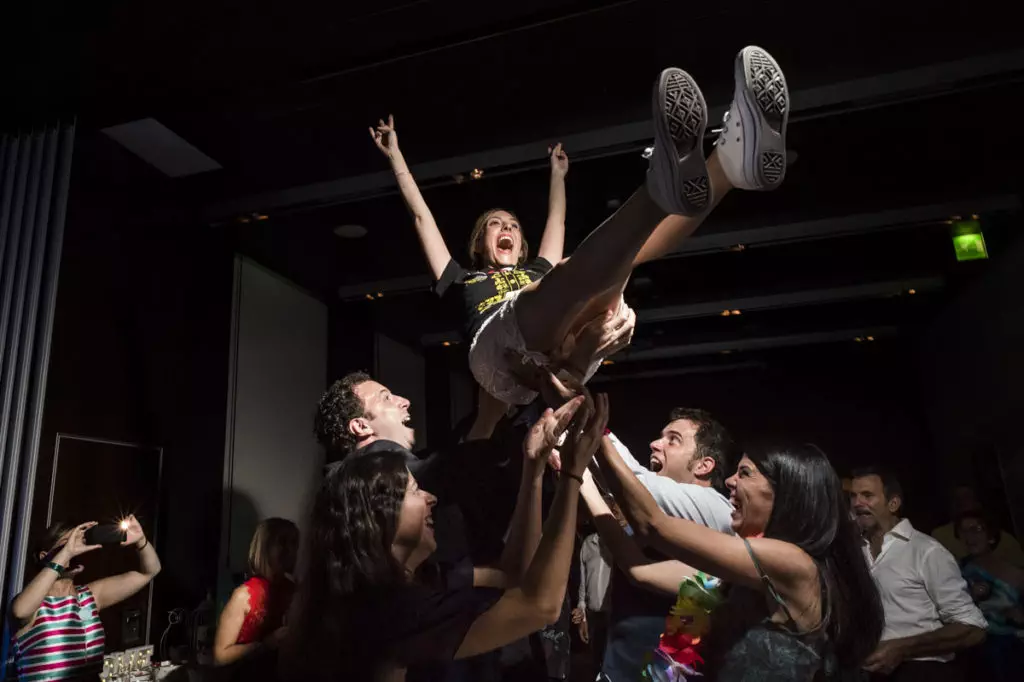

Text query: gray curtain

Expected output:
[0,124,75,676]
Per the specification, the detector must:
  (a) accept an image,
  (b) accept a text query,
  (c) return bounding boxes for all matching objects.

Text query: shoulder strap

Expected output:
[743,538,797,624]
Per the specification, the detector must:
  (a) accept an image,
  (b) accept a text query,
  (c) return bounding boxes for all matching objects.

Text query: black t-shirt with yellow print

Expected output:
[434,256,553,340]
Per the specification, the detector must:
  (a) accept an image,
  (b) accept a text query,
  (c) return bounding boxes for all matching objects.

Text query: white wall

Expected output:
[219,257,327,594]
[374,332,426,447]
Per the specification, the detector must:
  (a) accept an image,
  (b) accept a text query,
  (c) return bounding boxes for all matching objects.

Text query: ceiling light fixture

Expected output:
[442,341,451,347]
[602,359,614,366]
[908,288,916,295]
[376,292,383,298]
[364,294,374,301]
[731,310,741,316]
[334,224,368,239]
[470,168,484,180]
[720,310,732,317]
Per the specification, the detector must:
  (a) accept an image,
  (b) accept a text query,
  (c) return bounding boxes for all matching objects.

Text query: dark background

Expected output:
[5,0,1023,627]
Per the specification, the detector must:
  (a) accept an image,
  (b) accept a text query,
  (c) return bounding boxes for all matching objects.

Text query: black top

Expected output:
[347,557,504,681]
[351,438,523,565]
[435,257,553,340]
[704,539,832,681]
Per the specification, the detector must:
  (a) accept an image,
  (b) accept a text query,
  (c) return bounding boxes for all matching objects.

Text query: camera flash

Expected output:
[120,520,129,530]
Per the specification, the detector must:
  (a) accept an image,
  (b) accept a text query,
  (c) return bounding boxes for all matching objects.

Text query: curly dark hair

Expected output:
[667,407,736,492]
[314,371,372,458]
[282,452,410,680]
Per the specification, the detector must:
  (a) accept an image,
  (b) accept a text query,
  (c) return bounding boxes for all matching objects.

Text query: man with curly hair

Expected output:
[314,371,415,458]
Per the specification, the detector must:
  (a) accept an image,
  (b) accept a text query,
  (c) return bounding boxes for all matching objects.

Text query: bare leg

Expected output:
[633,151,732,266]
[516,150,733,353]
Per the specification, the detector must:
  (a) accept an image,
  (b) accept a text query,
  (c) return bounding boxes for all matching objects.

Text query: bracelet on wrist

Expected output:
[559,471,584,485]
[46,562,65,578]
[136,539,148,551]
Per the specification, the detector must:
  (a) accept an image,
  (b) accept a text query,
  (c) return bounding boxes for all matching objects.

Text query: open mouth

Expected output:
[425,515,434,532]
[402,414,411,425]
[649,455,663,473]
[730,496,742,518]
[497,235,515,253]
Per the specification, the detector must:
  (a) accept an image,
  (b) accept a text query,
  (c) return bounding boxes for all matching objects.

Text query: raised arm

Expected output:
[477,396,585,587]
[537,143,568,264]
[595,438,814,597]
[88,515,162,611]
[580,471,694,596]
[370,115,452,280]
[11,522,99,623]
[455,393,609,659]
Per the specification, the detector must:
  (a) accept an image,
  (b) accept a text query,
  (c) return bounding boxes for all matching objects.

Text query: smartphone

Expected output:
[84,524,127,546]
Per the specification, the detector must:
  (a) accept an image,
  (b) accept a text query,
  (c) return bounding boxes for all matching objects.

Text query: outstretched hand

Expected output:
[549,143,569,178]
[121,514,146,548]
[369,114,400,159]
[54,522,101,577]
[523,396,585,474]
[561,302,635,378]
[560,392,609,479]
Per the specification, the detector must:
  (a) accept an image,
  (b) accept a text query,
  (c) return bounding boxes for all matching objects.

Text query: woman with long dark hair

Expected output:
[282,393,608,681]
[596,441,884,680]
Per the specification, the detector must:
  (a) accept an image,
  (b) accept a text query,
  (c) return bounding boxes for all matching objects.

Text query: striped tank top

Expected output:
[13,586,106,682]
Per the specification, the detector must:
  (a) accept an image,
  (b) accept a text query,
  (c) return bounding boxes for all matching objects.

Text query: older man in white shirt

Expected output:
[851,467,987,682]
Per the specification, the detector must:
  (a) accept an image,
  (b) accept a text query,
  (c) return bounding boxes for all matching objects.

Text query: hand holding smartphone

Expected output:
[84,524,127,546]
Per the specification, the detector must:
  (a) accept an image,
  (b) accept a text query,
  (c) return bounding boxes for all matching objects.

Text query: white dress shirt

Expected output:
[605,433,733,533]
[577,533,613,613]
[863,518,987,662]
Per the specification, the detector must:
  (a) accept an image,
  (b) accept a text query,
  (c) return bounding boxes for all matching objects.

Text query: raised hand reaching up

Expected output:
[548,142,569,178]
[369,114,401,160]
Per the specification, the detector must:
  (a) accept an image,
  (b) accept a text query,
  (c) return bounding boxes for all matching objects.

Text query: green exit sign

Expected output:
[952,220,988,262]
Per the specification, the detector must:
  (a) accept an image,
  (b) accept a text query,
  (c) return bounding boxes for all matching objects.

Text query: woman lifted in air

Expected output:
[371,46,790,407]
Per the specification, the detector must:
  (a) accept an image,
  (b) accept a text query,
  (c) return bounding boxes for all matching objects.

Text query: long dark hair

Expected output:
[747,444,883,671]
[282,451,409,681]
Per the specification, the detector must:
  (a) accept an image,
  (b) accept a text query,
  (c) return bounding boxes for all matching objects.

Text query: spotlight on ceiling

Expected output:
[470,168,484,180]
[334,224,368,239]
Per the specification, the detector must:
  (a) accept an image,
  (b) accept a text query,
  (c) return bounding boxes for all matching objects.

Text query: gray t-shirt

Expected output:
[597,433,734,681]
[605,432,734,533]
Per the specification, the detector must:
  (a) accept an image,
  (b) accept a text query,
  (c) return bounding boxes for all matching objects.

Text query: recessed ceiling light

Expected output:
[334,224,367,239]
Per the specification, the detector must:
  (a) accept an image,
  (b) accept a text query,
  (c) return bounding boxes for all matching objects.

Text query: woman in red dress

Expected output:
[214,518,299,671]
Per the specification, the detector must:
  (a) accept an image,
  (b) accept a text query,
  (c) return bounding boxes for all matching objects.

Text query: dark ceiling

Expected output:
[7,0,1024,374]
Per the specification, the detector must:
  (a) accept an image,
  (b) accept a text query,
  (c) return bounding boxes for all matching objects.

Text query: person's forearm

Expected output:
[500,464,545,583]
[389,157,450,278]
[520,478,581,618]
[889,624,986,660]
[137,540,161,578]
[538,173,566,261]
[11,559,65,621]
[581,479,686,595]
[595,437,663,537]
[214,642,261,667]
